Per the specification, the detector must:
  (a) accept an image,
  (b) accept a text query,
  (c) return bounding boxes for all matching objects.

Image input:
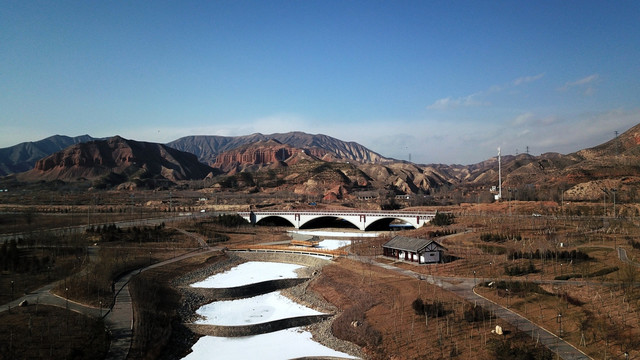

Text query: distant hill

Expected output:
[167,132,391,165]
[0,135,96,176]
[16,136,215,189]
[3,124,640,202]
[432,122,640,202]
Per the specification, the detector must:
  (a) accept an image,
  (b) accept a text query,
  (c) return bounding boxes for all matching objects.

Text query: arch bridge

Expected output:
[238,210,436,231]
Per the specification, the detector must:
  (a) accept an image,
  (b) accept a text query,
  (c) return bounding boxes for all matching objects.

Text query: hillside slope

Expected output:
[167,132,390,165]
[16,136,215,188]
[0,135,96,176]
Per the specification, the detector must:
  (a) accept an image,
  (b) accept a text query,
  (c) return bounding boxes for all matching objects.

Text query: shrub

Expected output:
[504,262,538,276]
[463,304,493,323]
[508,249,591,262]
[476,244,507,255]
[431,212,455,226]
[210,214,249,227]
[411,298,448,318]
[484,280,549,296]
[488,338,553,360]
[480,233,521,243]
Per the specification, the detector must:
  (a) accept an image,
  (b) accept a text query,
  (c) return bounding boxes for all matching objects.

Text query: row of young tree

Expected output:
[86,223,169,243]
[508,249,592,262]
[0,239,54,273]
[480,233,522,243]
[504,262,538,276]
[426,229,457,238]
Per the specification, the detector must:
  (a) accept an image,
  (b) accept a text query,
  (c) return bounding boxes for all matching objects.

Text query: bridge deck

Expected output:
[239,210,436,216]
[228,244,347,258]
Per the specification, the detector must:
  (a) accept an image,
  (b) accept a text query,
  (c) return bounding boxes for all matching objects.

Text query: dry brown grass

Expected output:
[0,305,109,360]
[310,258,539,360]
[128,251,229,360]
[476,281,640,360]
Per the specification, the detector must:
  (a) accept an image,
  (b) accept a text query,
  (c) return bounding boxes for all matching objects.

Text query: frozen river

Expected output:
[190,261,304,288]
[183,326,357,360]
[194,291,324,326]
[183,260,358,359]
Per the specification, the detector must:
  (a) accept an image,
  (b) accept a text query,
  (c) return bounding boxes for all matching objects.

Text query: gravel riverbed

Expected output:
[170,251,364,359]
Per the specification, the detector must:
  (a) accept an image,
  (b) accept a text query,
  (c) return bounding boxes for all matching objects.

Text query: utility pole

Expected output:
[497,147,502,200]
[612,189,617,218]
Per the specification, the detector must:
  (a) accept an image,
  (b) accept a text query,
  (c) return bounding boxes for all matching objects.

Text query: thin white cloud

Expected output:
[558,73,599,93]
[427,94,486,110]
[567,74,599,87]
[428,73,544,111]
[513,73,545,86]
[512,112,535,126]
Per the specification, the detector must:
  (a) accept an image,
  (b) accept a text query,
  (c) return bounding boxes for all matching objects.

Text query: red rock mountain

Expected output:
[17,136,214,186]
[212,139,330,173]
[5,123,640,202]
[167,131,389,165]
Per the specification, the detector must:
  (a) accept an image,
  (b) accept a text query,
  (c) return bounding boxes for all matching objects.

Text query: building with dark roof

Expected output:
[382,235,446,264]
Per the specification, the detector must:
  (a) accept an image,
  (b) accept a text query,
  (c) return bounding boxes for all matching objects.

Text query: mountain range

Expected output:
[0,135,96,176]
[1,125,640,203]
[167,132,390,165]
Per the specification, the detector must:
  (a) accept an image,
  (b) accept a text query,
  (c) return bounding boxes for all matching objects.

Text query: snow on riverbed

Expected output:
[190,261,304,288]
[194,291,324,326]
[317,239,351,250]
[184,260,359,359]
[183,327,358,360]
[289,230,379,237]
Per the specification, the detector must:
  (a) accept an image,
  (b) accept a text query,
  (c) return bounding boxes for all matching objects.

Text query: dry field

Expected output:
[310,257,550,360]
[344,201,640,359]
[1,197,639,359]
[0,305,109,359]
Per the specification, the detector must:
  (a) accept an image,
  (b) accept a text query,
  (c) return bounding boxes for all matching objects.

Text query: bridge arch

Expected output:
[255,216,295,227]
[239,210,436,231]
[364,217,416,231]
[299,216,360,230]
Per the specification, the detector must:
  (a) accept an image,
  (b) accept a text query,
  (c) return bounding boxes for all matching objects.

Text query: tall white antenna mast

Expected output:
[498,147,502,200]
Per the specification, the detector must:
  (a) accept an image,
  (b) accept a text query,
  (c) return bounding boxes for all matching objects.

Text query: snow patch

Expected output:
[194,291,324,326]
[288,230,379,237]
[317,239,351,250]
[190,261,305,288]
[183,327,358,359]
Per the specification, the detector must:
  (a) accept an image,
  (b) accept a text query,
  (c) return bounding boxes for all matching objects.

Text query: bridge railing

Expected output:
[238,210,436,217]
[228,244,347,258]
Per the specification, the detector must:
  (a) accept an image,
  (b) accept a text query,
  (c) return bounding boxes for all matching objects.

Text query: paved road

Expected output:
[618,247,640,267]
[102,246,220,360]
[0,282,103,317]
[0,245,221,360]
[356,256,592,360]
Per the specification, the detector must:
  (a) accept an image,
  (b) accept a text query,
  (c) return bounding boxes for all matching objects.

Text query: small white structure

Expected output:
[382,236,446,264]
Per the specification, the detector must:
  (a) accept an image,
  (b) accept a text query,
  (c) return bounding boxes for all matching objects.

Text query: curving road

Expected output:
[618,246,640,267]
[0,245,221,360]
[4,237,635,359]
[353,255,592,360]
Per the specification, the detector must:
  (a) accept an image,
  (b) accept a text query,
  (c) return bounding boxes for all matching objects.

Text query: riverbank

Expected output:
[169,251,363,359]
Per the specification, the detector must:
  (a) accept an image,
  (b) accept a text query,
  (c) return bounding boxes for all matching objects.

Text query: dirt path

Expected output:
[102,247,221,360]
[0,247,222,360]
[173,227,209,248]
[618,247,640,267]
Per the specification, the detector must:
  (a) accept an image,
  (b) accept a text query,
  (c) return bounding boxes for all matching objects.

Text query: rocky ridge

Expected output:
[168,131,390,165]
[17,136,215,187]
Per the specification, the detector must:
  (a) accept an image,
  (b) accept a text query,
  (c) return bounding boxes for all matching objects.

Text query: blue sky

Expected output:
[1,1,639,164]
